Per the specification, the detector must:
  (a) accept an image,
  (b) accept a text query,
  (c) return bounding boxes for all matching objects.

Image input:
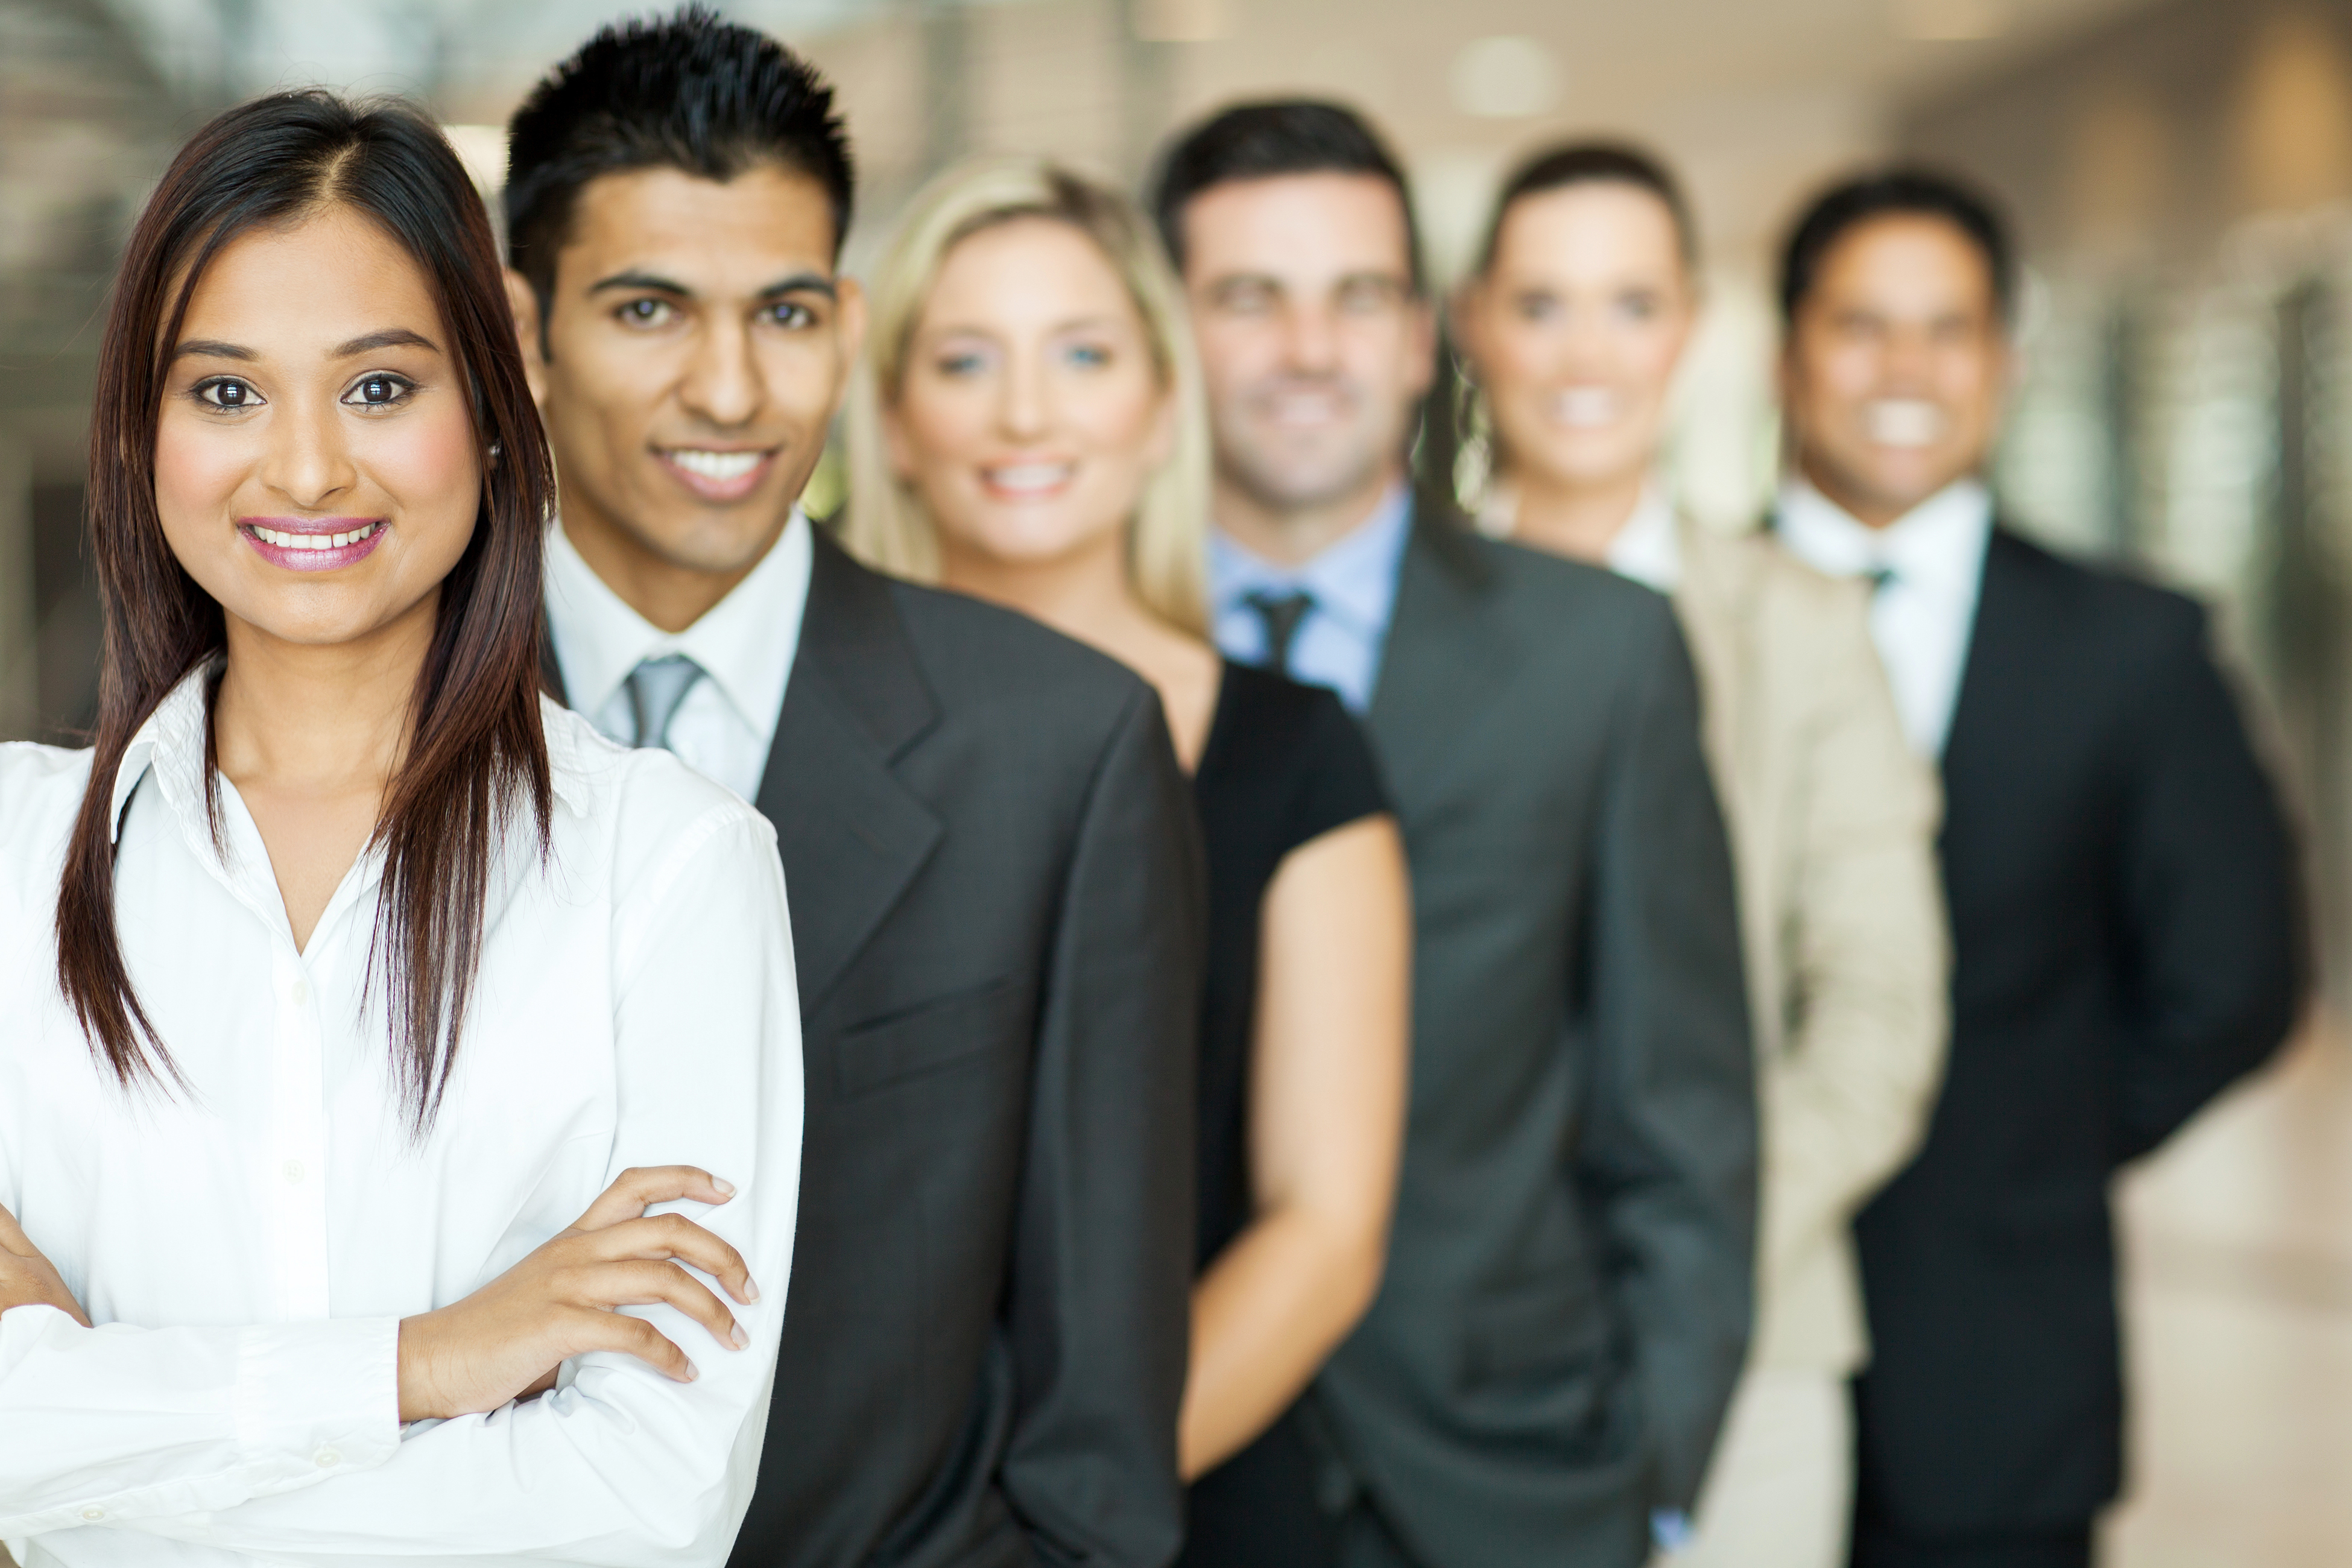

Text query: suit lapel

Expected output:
[1937,524,2027,797]
[1368,504,1516,803]
[755,530,944,1013]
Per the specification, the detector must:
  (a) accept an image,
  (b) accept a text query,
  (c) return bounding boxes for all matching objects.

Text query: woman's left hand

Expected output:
[0,1203,89,1326]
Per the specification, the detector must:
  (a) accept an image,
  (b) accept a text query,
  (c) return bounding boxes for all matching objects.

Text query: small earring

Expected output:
[488,440,503,457]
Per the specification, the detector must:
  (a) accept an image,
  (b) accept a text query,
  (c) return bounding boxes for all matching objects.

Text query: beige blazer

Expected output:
[1671,516,1949,1374]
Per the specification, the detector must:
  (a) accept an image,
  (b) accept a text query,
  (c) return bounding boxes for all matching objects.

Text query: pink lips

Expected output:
[238,516,388,573]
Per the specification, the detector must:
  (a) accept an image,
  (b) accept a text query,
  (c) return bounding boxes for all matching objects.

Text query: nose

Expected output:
[258,392,357,511]
[1279,299,1341,375]
[680,316,766,428]
[995,345,1051,442]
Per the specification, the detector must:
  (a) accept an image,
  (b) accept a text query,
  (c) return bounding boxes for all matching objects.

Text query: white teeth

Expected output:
[1865,399,1947,449]
[252,522,378,550]
[1550,387,1623,429]
[986,463,1075,494]
[666,449,766,481]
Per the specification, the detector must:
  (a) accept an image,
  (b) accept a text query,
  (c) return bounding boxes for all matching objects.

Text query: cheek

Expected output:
[153,413,253,542]
[1075,370,1165,455]
[897,381,993,479]
[360,405,480,564]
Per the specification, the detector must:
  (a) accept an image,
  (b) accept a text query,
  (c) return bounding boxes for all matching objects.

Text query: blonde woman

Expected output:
[842,157,1410,1567]
[1449,142,1949,1568]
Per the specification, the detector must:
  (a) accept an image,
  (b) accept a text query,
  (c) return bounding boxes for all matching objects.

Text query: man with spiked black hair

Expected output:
[510,11,1204,1566]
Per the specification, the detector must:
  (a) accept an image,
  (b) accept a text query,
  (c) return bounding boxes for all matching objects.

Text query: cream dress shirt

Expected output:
[0,671,803,1564]
[1774,476,1993,758]
[544,513,814,801]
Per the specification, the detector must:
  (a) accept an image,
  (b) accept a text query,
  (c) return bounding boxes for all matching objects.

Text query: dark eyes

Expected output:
[617,298,676,327]
[188,373,416,412]
[765,301,818,329]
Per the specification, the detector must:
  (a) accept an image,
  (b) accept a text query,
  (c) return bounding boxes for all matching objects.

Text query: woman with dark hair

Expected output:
[1447,142,1946,1568]
[0,92,801,1564]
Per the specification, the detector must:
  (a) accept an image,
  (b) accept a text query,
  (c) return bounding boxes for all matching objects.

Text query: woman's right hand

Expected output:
[396,1166,759,1423]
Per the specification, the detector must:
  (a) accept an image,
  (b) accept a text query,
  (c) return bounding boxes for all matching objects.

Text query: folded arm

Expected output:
[1,806,805,1564]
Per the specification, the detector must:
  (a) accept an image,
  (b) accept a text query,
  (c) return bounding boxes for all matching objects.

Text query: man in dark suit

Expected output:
[1151,101,1757,1568]
[1766,169,2305,1568]
[504,15,1203,1566]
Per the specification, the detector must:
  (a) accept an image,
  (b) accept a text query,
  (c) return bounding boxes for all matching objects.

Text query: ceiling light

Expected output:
[1132,0,1232,43]
[1450,36,1561,119]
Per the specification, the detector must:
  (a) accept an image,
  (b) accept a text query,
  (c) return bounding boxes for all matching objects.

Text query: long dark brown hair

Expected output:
[58,90,555,1130]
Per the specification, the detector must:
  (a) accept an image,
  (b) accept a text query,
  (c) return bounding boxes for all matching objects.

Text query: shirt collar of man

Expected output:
[1775,472,1993,589]
[543,511,813,744]
[1208,479,1415,640]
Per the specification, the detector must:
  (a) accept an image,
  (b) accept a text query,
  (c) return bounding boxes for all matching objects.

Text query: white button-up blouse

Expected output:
[0,669,804,1565]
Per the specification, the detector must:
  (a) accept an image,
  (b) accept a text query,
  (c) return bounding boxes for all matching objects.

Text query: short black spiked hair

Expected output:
[1150,99,1424,294]
[1778,167,2015,327]
[504,4,853,305]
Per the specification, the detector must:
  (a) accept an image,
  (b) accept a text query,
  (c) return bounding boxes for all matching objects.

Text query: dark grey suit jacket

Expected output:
[551,526,1204,1568]
[1315,508,1756,1568]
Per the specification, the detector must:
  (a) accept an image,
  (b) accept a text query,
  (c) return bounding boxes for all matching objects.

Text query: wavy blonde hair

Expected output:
[841,155,1211,634]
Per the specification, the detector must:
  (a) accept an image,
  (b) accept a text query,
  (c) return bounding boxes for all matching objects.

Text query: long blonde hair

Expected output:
[841,155,1211,634]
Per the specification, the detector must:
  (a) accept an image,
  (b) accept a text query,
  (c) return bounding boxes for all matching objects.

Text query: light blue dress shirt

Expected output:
[1207,482,1415,715]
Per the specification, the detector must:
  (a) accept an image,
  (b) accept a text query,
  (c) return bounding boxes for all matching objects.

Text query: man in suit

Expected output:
[1151,100,1757,1568]
[504,15,1203,1566]
[1766,169,2305,1568]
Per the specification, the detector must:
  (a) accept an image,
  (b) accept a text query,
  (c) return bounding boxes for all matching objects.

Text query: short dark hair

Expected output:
[504,4,853,308]
[1475,141,1698,277]
[1149,99,1424,292]
[1778,166,2015,326]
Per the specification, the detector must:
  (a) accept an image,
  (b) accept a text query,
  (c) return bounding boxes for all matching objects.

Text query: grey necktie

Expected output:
[1867,565,1898,596]
[1245,589,1315,676]
[625,653,705,751]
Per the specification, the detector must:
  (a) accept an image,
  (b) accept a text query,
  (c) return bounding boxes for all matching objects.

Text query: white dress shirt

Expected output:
[545,513,814,801]
[1604,484,1683,595]
[0,671,804,1565]
[1774,476,1993,757]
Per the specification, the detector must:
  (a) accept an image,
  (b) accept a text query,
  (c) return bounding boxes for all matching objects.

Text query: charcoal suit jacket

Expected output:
[1851,525,2303,1538]
[1314,506,1757,1568]
[552,525,1204,1568]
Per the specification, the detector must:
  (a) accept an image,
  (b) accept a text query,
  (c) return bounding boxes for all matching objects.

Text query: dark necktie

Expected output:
[1867,565,1898,596]
[625,653,705,751]
[1244,589,1315,676]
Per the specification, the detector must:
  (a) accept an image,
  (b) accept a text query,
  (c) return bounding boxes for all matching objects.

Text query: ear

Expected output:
[505,268,551,407]
[830,276,870,422]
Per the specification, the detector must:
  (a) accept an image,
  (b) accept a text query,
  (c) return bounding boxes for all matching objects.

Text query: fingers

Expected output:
[582,1213,759,1306]
[569,1166,736,1233]
[595,1259,748,1353]
[569,1307,700,1384]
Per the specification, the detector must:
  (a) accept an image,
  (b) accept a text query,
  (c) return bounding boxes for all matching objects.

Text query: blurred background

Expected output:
[3,0,2351,1560]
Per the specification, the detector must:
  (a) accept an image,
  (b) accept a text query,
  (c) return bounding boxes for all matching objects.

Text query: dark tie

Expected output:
[1867,566,1898,596]
[625,653,705,751]
[1245,590,1315,675]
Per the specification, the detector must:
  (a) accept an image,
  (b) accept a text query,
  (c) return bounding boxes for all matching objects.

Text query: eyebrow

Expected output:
[588,268,839,302]
[168,327,440,363]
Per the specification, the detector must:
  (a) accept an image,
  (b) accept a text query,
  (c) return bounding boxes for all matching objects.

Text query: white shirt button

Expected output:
[289,977,311,1007]
[314,1448,341,1468]
[81,1505,106,1520]
[283,1160,305,1184]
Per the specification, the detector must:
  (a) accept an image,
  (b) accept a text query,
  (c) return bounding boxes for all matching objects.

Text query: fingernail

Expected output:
[744,1277,762,1303]
[684,1360,700,1381]
[710,1177,736,1198]
[731,1322,749,1350]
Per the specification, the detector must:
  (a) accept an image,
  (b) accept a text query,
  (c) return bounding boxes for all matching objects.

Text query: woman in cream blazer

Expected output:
[1450,141,1949,1567]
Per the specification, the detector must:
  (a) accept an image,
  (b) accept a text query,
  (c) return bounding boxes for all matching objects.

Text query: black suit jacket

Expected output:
[1853,526,2303,1537]
[550,526,1204,1567]
[1315,509,1756,1568]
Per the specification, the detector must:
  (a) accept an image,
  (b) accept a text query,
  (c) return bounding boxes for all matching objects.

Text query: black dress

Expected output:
[1178,661,1393,1568]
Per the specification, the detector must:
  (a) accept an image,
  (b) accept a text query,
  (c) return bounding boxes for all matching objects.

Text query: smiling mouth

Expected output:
[247,520,384,550]
[982,461,1076,498]
[656,446,778,502]
[1549,387,1624,429]
[1865,399,1948,449]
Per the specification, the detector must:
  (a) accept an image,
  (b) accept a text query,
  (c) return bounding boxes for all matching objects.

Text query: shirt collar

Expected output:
[110,662,213,844]
[1209,481,1414,639]
[1605,482,1682,593]
[544,511,813,743]
[1775,473,1992,586]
